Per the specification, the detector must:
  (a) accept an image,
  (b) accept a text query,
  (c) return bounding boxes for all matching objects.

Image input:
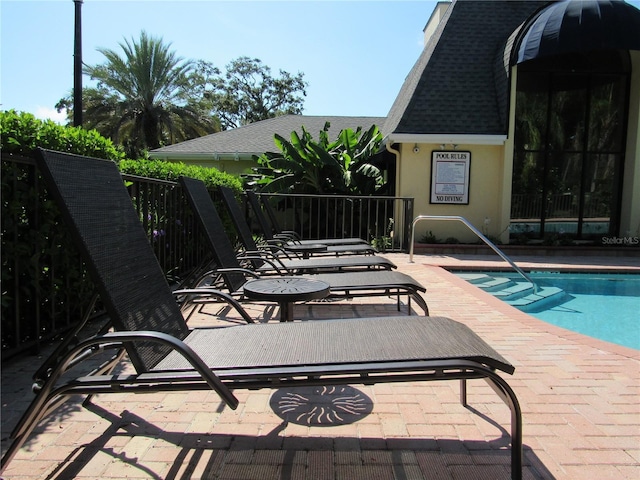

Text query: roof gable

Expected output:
[383,0,545,138]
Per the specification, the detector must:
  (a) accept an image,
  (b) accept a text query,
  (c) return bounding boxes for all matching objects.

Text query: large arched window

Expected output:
[511,50,630,241]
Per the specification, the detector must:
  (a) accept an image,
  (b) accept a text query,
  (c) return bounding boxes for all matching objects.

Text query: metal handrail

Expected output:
[409,215,538,293]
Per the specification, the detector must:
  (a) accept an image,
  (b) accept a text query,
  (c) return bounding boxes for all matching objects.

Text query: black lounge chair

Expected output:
[217,185,397,273]
[1,148,522,480]
[179,176,429,315]
[246,190,377,255]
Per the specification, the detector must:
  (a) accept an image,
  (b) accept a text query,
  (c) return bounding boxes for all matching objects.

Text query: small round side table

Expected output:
[243,276,330,322]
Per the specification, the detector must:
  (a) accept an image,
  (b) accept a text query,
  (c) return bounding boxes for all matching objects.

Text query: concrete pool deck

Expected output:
[1,252,639,479]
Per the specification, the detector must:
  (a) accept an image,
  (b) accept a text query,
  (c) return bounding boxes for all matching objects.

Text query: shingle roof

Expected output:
[150,115,385,157]
[383,0,546,138]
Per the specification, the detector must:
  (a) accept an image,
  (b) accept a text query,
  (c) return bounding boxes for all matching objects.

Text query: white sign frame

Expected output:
[430,151,471,204]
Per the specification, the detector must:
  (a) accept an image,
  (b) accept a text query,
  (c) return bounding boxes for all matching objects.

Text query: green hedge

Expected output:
[119,158,242,192]
[1,110,243,193]
[0,110,125,161]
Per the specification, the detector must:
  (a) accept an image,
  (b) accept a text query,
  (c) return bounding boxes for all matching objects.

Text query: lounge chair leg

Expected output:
[410,294,429,316]
[460,379,468,406]
[483,373,523,480]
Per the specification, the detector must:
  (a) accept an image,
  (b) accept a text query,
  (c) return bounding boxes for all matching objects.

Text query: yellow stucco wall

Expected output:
[165,158,255,176]
[397,143,507,244]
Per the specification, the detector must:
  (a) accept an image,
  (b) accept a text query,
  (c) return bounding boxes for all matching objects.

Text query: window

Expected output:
[511,51,630,242]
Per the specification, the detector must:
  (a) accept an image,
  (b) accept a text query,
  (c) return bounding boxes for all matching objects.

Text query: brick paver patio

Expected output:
[2,253,639,479]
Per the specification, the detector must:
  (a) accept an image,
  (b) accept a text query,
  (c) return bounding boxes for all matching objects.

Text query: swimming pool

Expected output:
[455,271,640,350]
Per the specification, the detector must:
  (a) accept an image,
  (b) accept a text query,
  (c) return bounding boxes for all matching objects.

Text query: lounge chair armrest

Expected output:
[193,267,260,290]
[243,249,282,263]
[214,267,261,279]
[237,253,289,274]
[33,331,239,413]
[174,288,255,323]
[279,230,301,240]
[261,242,297,259]
[200,268,260,278]
[273,233,300,244]
[99,331,239,409]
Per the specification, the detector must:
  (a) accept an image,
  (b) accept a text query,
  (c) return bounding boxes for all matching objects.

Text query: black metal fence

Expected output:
[258,193,414,252]
[126,174,211,284]
[1,154,211,360]
[1,153,414,360]
[511,193,611,220]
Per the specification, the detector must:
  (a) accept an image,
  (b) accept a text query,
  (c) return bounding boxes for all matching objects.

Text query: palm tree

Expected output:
[59,31,219,157]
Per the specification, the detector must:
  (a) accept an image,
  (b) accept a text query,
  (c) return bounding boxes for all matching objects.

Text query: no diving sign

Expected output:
[430,151,470,204]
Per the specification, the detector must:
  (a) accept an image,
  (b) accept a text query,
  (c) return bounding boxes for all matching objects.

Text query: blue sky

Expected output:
[1,0,436,122]
[3,1,639,124]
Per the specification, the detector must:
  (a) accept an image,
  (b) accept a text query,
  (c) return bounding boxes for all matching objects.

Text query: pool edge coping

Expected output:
[424,263,640,361]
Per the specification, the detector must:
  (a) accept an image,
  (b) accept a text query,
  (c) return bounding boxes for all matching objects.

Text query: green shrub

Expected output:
[118,158,242,192]
[420,230,438,244]
[0,109,124,161]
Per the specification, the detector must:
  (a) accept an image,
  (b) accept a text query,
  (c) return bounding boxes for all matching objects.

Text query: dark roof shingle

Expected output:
[383,0,545,137]
[151,115,385,156]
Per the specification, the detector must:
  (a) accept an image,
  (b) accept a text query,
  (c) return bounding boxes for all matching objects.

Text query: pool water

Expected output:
[462,272,640,350]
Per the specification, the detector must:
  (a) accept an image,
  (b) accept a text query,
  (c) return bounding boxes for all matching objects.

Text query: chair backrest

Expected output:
[217,186,264,269]
[246,191,275,241]
[259,195,284,233]
[35,149,190,373]
[178,177,247,292]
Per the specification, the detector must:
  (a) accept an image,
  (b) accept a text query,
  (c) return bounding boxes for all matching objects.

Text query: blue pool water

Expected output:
[462,272,640,350]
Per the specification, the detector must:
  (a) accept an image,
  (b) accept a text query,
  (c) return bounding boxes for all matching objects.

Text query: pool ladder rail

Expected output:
[409,215,539,294]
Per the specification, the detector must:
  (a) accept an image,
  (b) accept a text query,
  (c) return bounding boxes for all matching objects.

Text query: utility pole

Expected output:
[73,0,83,127]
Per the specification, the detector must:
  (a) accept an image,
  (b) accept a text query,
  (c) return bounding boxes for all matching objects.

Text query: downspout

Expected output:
[385,139,404,247]
[385,139,401,197]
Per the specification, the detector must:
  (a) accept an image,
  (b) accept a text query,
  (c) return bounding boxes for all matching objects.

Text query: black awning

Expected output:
[516,0,640,64]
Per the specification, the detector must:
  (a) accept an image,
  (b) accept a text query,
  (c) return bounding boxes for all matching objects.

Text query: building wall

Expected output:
[164,157,256,176]
[399,49,640,246]
[397,143,507,244]
[620,50,640,238]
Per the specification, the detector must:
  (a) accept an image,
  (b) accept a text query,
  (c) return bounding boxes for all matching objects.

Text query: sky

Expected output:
[4,1,639,124]
[1,0,439,123]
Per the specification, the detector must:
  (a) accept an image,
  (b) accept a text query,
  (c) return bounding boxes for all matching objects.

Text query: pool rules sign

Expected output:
[430,151,470,204]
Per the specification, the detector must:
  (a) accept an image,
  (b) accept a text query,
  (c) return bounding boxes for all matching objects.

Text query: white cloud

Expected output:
[34,106,67,124]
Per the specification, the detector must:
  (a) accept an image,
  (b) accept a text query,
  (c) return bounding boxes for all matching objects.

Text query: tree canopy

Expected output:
[57,32,307,158]
[208,57,307,130]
